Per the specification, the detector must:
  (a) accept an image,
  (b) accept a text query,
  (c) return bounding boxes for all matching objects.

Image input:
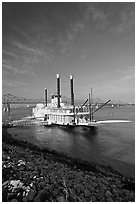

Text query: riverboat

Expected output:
[32,74,110,128]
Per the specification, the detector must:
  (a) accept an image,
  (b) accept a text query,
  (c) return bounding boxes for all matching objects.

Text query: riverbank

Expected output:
[2,127,135,202]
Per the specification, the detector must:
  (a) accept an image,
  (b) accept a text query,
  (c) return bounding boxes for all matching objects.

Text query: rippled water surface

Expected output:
[3,106,135,178]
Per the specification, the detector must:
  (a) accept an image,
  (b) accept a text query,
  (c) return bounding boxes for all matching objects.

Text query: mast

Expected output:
[89,93,92,122]
[91,88,94,121]
[73,93,75,124]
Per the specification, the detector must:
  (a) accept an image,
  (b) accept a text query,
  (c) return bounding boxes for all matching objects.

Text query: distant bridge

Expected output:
[2,93,122,107]
[2,93,125,106]
[2,93,45,105]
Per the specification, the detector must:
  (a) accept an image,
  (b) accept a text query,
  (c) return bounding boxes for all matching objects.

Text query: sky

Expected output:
[2,2,135,103]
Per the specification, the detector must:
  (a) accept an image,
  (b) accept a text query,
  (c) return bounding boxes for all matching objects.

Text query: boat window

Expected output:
[75,108,78,113]
[70,108,73,113]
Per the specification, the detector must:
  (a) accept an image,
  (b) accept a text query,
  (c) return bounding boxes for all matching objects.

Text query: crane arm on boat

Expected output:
[92,99,111,115]
[76,99,89,114]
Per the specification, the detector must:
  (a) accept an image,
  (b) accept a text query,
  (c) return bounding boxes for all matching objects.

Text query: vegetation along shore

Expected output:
[2,127,135,202]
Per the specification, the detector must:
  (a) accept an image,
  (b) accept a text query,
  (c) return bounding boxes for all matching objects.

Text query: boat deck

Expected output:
[2,119,97,128]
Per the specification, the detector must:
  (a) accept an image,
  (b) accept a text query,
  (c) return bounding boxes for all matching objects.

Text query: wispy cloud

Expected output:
[13,40,42,55]
[84,3,135,34]
[3,78,29,87]
[2,62,37,77]
[9,25,29,39]
[3,64,18,73]
[2,49,18,59]
[7,38,55,65]
[58,21,85,55]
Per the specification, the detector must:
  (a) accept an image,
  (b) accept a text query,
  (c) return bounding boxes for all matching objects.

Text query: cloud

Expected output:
[9,25,29,39]
[58,21,85,55]
[2,49,18,59]
[2,62,37,77]
[3,64,18,73]
[2,78,29,87]
[8,38,55,65]
[84,3,135,34]
[13,40,42,55]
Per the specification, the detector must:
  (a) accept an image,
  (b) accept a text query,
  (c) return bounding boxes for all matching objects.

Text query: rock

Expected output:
[22,196,28,202]
[91,176,96,181]
[7,192,16,200]
[52,189,58,197]
[33,195,41,202]
[100,197,106,202]
[112,188,119,199]
[37,165,43,171]
[57,196,66,202]
[3,155,9,160]
[44,184,52,194]
[101,184,107,191]
[105,190,114,202]
[17,160,26,166]
[8,180,24,194]
[2,180,9,187]
[39,181,46,189]
[26,189,36,201]
[37,189,48,201]
[90,195,96,202]
[29,182,33,188]
[11,198,18,202]
[84,189,91,198]
[105,190,113,197]
[85,175,90,180]
[128,192,135,201]
[26,162,34,171]
[18,165,26,171]
[106,177,112,182]
[107,196,114,202]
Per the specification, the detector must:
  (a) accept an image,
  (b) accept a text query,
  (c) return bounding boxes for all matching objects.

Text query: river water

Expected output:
[2,106,135,178]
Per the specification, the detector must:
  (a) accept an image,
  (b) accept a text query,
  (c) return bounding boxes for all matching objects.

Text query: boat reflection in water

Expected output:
[59,124,98,137]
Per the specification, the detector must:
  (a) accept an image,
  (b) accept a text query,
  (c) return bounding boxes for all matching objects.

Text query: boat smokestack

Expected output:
[45,88,48,106]
[70,75,74,106]
[57,74,60,108]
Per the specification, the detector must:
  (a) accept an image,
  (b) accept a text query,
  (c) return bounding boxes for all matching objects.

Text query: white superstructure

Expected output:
[32,98,94,126]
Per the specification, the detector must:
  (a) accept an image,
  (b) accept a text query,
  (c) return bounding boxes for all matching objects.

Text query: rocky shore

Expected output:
[2,127,135,202]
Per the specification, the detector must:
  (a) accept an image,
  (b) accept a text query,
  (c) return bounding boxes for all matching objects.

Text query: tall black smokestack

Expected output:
[45,88,48,106]
[70,75,74,106]
[57,74,60,108]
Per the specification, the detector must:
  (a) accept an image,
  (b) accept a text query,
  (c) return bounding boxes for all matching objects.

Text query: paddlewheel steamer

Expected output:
[32,74,110,128]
